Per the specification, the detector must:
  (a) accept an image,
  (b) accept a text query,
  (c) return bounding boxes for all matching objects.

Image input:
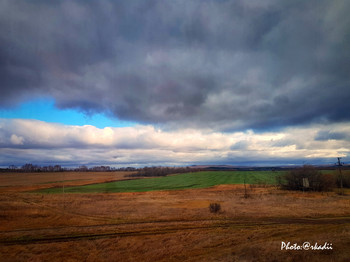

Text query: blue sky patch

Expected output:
[0,98,135,128]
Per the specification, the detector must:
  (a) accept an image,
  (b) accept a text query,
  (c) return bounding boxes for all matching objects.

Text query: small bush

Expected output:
[209,203,221,213]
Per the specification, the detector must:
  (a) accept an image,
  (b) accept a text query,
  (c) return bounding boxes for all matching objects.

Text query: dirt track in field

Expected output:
[1,216,350,246]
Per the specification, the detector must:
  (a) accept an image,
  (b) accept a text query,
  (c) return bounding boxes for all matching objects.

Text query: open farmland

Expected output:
[1,171,350,261]
[35,171,283,194]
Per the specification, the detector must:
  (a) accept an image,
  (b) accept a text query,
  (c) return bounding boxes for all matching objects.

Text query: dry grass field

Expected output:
[0,172,349,261]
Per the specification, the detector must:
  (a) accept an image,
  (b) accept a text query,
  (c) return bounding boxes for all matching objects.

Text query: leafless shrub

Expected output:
[281,165,335,191]
[209,203,221,213]
[336,170,350,188]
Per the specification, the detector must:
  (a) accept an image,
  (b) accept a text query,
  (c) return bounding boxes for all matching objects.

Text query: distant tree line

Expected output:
[1,164,197,175]
[128,166,202,177]
[2,164,136,172]
[12,163,64,172]
[74,165,136,172]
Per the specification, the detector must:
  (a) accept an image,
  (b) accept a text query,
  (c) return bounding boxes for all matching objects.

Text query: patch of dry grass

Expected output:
[0,171,135,192]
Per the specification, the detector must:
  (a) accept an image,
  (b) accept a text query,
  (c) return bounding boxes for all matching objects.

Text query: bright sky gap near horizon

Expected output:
[0,0,349,167]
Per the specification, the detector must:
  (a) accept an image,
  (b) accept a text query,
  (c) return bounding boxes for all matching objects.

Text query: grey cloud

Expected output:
[315,131,349,141]
[1,0,350,130]
[271,139,296,148]
[230,141,249,150]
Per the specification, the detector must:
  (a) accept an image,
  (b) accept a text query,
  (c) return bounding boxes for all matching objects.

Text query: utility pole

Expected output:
[336,157,344,195]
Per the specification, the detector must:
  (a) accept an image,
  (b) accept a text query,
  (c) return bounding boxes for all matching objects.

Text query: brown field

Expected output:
[0,171,137,193]
[0,172,349,262]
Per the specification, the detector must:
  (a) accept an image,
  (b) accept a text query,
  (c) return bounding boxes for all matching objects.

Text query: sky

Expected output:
[0,0,349,167]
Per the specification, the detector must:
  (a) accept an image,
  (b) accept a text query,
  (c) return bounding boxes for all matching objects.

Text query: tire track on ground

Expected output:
[1,216,349,246]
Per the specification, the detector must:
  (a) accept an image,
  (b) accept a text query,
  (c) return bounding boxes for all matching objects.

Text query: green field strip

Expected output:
[33,171,285,194]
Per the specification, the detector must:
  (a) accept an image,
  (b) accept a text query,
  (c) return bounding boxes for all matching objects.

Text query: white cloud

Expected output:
[0,118,349,166]
[10,134,24,145]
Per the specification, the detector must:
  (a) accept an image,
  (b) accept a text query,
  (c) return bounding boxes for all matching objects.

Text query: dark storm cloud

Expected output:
[1,0,350,130]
